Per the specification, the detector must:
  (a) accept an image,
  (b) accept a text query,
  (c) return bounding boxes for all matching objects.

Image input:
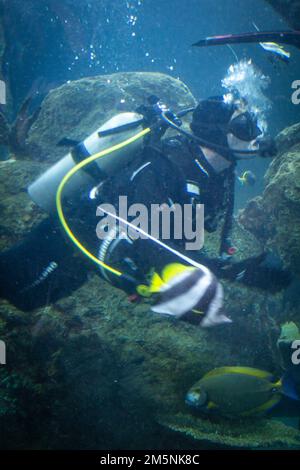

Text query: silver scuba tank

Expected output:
[28,112,144,214]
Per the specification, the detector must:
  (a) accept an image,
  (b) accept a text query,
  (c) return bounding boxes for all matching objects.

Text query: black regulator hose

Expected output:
[160,111,259,158]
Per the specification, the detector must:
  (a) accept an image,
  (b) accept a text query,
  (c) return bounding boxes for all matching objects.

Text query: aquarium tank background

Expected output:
[0,0,300,451]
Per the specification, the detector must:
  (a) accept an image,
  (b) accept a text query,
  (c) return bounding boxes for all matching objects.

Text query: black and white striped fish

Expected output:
[149,263,232,327]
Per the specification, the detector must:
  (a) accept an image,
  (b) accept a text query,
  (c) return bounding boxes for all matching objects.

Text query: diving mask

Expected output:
[228,111,262,142]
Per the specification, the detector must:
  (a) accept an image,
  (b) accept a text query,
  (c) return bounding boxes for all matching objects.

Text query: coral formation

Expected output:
[158,412,300,449]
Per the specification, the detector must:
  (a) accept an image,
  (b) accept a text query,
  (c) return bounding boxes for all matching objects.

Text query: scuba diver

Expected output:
[0,91,291,319]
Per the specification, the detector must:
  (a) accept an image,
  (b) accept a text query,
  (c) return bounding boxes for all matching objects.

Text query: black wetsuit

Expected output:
[0,136,291,311]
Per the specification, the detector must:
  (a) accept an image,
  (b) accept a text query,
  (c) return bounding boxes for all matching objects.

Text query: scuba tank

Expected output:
[28,112,144,214]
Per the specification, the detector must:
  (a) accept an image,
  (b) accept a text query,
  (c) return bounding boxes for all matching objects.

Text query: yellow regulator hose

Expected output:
[56,127,151,278]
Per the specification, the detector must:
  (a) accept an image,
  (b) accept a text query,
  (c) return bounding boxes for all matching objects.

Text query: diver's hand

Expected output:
[257,135,277,158]
[193,254,232,276]
[220,252,292,292]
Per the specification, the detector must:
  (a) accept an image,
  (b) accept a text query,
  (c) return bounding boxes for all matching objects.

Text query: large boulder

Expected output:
[0,159,47,248]
[27,72,196,163]
[239,123,300,277]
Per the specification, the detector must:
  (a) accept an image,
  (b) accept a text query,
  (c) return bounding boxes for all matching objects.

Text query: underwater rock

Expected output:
[274,123,300,162]
[237,196,273,243]
[265,0,300,29]
[239,122,300,276]
[0,159,47,248]
[27,72,196,163]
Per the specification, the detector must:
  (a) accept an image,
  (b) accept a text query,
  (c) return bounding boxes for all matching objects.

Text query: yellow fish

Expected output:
[185,366,291,418]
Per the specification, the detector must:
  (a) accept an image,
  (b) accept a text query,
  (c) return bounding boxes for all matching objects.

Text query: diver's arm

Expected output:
[220,251,292,292]
[0,218,89,311]
[193,251,292,292]
[257,135,277,158]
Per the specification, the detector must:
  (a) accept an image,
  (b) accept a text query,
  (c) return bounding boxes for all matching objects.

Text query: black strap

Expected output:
[71,142,107,181]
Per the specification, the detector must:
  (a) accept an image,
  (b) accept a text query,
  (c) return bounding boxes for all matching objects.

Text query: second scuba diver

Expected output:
[0,92,292,324]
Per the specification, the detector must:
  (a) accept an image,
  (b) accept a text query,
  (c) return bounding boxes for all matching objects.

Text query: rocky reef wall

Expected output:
[239,123,300,278]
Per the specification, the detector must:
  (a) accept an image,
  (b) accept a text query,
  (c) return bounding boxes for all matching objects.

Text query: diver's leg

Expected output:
[0,217,89,311]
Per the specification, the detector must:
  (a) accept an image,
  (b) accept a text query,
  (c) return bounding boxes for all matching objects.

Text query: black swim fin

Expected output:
[192,31,300,49]
[57,137,80,147]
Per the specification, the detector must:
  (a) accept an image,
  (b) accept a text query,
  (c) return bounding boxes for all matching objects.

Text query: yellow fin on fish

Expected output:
[241,395,282,417]
[204,367,275,381]
[136,284,152,297]
[207,401,218,410]
[274,379,282,389]
[162,263,194,283]
[149,272,165,293]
